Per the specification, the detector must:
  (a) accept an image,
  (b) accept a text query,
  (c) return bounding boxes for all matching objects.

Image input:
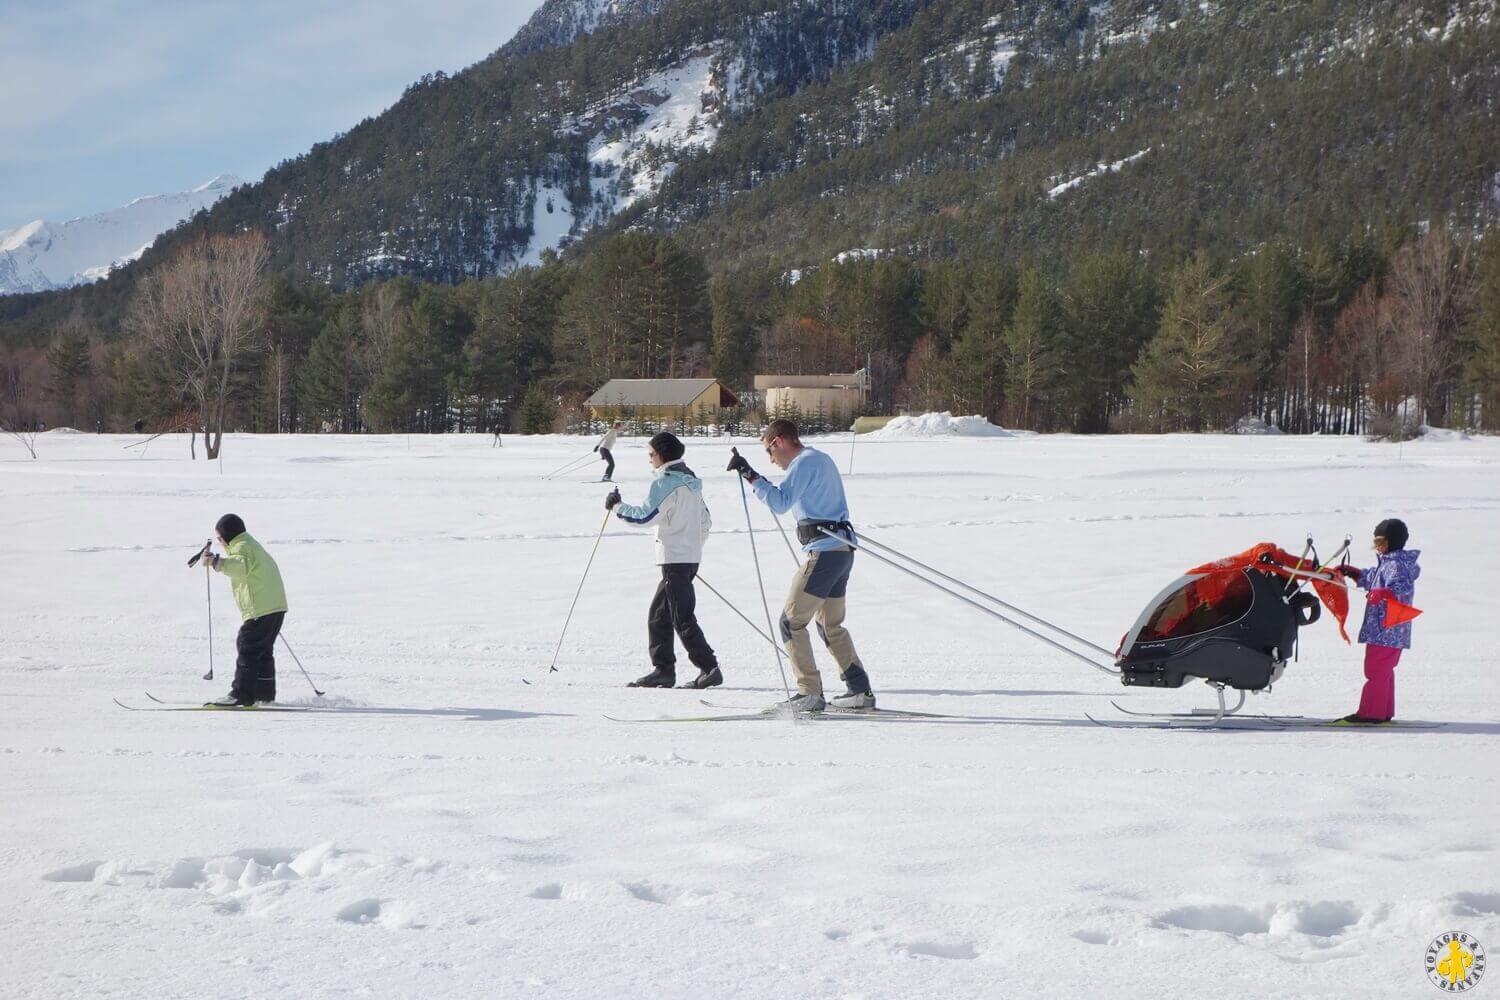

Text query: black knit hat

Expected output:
[649,431,685,462]
[216,513,247,543]
[1374,518,1408,551]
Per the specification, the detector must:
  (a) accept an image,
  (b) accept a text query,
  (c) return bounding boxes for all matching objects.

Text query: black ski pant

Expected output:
[232,611,284,704]
[599,447,615,479]
[648,564,717,675]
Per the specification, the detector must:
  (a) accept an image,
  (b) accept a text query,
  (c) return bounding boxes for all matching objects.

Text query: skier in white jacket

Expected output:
[606,431,721,689]
[594,421,621,482]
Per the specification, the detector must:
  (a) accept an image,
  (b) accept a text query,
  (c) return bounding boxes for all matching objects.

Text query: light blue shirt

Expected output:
[751,446,853,553]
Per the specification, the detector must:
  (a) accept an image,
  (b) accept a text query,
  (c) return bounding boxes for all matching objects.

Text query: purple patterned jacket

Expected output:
[1354,549,1421,649]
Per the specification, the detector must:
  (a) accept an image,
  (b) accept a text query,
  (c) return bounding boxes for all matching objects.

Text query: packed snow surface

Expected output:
[870,411,1015,437]
[3,432,1497,998]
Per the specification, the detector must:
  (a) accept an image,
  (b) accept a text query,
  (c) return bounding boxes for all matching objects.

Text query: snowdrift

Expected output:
[868,412,1016,438]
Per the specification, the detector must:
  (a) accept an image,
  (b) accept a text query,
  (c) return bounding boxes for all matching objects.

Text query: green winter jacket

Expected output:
[213,532,288,621]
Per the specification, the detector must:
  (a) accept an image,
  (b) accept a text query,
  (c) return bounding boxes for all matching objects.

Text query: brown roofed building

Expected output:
[584,378,739,424]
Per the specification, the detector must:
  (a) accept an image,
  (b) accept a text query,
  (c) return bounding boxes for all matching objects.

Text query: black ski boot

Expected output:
[679,667,723,689]
[829,664,875,710]
[627,668,676,688]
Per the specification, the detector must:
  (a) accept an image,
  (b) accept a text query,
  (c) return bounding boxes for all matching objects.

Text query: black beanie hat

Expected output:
[1374,518,1408,551]
[216,513,247,543]
[649,431,685,463]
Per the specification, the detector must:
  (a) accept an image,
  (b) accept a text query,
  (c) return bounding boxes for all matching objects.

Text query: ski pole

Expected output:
[188,540,214,681]
[734,454,792,699]
[696,575,782,653]
[278,634,325,697]
[203,566,214,681]
[770,510,801,565]
[530,509,611,682]
[542,451,595,480]
[819,528,1119,676]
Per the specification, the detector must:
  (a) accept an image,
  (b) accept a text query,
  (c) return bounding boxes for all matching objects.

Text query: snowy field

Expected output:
[3,429,1497,999]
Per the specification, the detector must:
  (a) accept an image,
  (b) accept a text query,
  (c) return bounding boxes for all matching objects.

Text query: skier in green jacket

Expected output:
[199,514,287,706]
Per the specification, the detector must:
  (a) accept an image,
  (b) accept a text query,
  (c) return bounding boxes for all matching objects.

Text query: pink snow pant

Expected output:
[1357,644,1402,720]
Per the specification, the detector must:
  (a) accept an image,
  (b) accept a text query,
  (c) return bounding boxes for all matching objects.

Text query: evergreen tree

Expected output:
[1462,233,1500,431]
[944,261,1017,421]
[709,272,764,390]
[1129,252,1245,431]
[299,303,363,431]
[1002,266,1060,430]
[919,260,970,352]
[1058,252,1158,432]
[45,333,92,427]
[518,383,559,434]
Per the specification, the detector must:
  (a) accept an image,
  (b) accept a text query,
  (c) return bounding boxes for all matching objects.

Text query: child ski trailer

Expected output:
[199,514,288,706]
[608,432,722,690]
[1334,518,1421,724]
[595,421,621,482]
[728,418,875,712]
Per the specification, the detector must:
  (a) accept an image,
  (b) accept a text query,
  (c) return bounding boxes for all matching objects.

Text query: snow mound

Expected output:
[869,412,1014,438]
[1230,416,1282,435]
[1418,425,1471,441]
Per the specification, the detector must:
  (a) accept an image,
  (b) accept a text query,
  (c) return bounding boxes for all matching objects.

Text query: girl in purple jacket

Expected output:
[1334,518,1420,724]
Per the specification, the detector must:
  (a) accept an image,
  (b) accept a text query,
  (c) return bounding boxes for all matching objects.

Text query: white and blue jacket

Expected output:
[752,446,853,554]
[613,461,712,564]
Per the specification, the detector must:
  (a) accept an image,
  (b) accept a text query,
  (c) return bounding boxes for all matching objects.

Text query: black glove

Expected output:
[726,450,759,483]
[1335,564,1361,582]
[605,488,622,511]
[206,553,221,570]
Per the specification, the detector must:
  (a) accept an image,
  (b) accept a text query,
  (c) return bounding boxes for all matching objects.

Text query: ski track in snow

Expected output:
[2,431,1497,998]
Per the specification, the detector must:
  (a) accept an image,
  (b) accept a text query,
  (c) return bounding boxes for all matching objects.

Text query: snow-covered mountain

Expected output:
[0,175,242,296]
[506,0,667,54]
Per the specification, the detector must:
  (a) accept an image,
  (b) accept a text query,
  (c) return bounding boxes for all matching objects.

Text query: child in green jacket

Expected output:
[200,513,288,706]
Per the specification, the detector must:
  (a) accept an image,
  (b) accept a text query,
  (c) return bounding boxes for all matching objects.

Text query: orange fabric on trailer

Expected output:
[1186,542,1352,643]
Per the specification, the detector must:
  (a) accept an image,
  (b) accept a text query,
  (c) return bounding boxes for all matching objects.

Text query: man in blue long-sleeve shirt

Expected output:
[728,418,875,711]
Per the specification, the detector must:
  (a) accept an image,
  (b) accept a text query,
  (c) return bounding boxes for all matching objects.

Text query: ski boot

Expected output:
[627,668,675,688]
[679,667,723,689]
[828,665,875,710]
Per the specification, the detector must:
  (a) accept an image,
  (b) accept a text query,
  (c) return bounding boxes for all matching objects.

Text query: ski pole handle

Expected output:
[188,539,212,568]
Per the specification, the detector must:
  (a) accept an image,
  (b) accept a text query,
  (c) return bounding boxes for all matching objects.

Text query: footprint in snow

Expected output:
[337,898,384,924]
[1155,901,1361,938]
[897,940,979,960]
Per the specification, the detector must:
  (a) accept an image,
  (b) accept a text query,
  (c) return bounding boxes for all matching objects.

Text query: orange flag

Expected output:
[1382,598,1423,628]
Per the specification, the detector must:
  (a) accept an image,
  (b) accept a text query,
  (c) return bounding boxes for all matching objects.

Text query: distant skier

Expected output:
[197,514,288,706]
[1334,518,1420,724]
[728,418,875,712]
[134,419,144,434]
[595,420,621,482]
[607,432,721,689]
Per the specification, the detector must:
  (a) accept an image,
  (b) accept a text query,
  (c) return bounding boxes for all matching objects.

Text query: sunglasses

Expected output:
[763,435,781,455]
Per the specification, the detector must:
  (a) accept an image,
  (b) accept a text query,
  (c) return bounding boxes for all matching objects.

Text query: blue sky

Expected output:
[0,0,546,226]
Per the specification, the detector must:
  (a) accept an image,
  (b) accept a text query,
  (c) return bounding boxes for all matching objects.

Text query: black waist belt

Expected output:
[797,520,853,545]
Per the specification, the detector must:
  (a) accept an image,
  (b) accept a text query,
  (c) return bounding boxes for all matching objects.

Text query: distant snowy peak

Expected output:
[509,0,666,54]
[0,176,242,296]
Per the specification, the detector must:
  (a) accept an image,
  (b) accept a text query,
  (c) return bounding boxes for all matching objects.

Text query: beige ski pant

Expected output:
[780,549,859,695]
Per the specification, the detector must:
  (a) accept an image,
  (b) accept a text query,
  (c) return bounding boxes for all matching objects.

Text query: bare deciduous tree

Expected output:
[1387,226,1474,426]
[129,232,271,459]
[0,347,45,458]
